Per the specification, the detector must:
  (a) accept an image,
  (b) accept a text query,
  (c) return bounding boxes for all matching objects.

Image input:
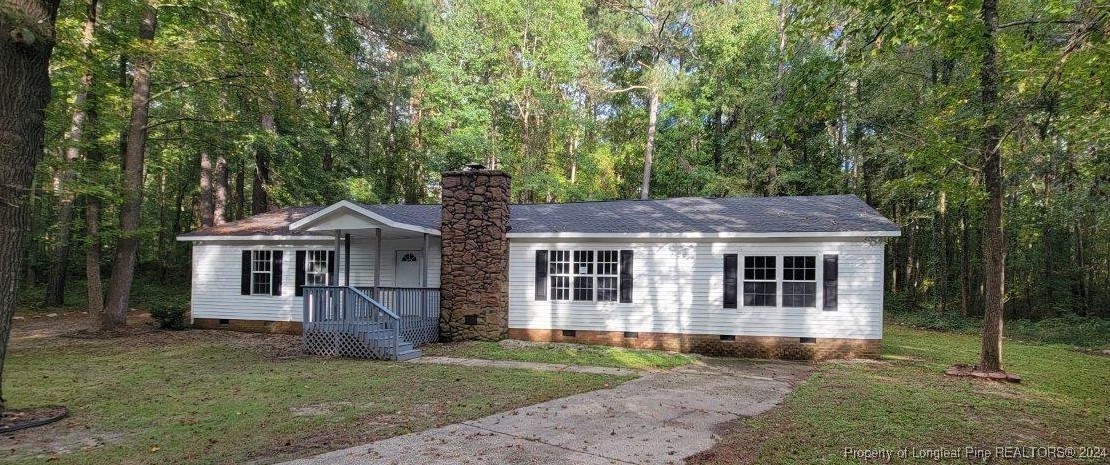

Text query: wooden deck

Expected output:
[302,286,440,360]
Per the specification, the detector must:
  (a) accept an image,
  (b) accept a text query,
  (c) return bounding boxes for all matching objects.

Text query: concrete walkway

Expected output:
[407,356,642,376]
[283,359,811,465]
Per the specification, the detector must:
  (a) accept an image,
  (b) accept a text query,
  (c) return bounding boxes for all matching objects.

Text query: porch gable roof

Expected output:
[287,200,439,236]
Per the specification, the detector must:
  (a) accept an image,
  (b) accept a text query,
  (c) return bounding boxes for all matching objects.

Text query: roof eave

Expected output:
[176,234,334,242]
[506,230,901,239]
[288,200,439,235]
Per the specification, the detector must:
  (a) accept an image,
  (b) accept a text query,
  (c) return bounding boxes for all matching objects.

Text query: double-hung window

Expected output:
[549,250,572,301]
[782,256,817,307]
[742,256,776,306]
[545,249,625,302]
[729,254,825,309]
[596,251,620,302]
[251,250,273,295]
[305,250,330,286]
[572,251,595,301]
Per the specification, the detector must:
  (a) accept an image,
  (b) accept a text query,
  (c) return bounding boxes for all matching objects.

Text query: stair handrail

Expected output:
[346,286,400,360]
[302,285,403,360]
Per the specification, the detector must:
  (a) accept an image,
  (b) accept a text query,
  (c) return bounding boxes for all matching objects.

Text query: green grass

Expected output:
[890,311,1110,349]
[5,333,628,464]
[693,324,1110,464]
[422,341,697,370]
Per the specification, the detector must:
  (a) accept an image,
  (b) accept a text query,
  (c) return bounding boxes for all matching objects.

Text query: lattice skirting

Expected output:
[400,317,439,345]
[303,330,394,359]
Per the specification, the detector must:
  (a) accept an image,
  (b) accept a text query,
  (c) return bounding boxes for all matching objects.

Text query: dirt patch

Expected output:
[685,416,765,465]
[289,402,356,417]
[945,364,1022,383]
[249,429,358,465]
[0,418,126,460]
[9,311,304,359]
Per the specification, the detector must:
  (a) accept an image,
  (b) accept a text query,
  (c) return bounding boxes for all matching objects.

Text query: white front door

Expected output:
[395,251,423,287]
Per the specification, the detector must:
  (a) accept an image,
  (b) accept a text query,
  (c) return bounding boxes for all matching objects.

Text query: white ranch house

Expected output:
[178,166,900,361]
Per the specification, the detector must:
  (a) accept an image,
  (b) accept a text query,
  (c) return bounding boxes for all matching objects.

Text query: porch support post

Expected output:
[344,233,351,286]
[332,230,340,286]
[421,233,429,318]
[374,228,382,296]
[421,233,429,287]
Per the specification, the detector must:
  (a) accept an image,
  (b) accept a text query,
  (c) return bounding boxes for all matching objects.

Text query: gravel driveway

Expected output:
[283,358,811,465]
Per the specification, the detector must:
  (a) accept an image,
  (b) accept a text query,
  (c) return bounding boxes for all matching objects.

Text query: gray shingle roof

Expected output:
[509,195,898,234]
[180,194,897,237]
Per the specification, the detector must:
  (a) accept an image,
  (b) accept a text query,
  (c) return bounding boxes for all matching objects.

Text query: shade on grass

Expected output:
[5,335,627,464]
[692,324,1110,465]
[422,341,697,370]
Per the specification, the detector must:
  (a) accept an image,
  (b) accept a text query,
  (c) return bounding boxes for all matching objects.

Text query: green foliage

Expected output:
[148,299,190,330]
[26,0,1110,327]
[889,312,1110,349]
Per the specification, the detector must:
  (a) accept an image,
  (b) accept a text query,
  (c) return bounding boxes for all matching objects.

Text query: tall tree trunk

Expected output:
[384,87,399,202]
[85,190,103,317]
[766,0,790,195]
[938,191,949,314]
[213,154,228,225]
[979,0,1005,372]
[712,106,725,174]
[44,0,98,307]
[0,0,63,410]
[234,162,245,220]
[640,83,660,200]
[960,203,972,317]
[102,3,156,331]
[252,112,274,214]
[198,151,215,227]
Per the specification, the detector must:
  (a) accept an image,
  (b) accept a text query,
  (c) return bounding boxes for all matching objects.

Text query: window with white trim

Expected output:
[305,250,330,286]
[251,250,273,295]
[596,250,619,302]
[782,256,817,307]
[573,251,594,301]
[548,249,620,302]
[742,256,776,306]
[549,250,571,301]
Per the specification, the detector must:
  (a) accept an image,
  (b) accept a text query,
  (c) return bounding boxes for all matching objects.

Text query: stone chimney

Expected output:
[438,164,511,341]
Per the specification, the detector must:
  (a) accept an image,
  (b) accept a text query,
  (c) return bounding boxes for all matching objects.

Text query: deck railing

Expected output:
[302,286,400,359]
[358,287,441,345]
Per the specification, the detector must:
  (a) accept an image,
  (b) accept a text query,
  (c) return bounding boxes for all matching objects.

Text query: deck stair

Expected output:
[302,286,434,361]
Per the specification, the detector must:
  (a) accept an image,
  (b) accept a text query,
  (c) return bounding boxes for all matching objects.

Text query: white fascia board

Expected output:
[506,230,901,239]
[176,235,334,242]
[288,200,439,235]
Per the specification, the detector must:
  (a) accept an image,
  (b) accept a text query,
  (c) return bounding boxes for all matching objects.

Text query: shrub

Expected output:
[149,300,190,330]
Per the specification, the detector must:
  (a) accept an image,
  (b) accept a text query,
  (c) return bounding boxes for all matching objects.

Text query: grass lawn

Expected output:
[692,324,1110,464]
[422,340,698,370]
[2,316,629,464]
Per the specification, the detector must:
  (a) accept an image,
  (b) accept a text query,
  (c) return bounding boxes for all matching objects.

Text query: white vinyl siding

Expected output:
[190,236,442,322]
[509,238,886,340]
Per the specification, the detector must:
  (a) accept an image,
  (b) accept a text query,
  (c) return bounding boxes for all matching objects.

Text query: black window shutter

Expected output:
[535,250,548,301]
[619,250,634,303]
[327,251,336,285]
[295,251,306,296]
[271,251,283,296]
[241,251,251,295]
[823,254,838,310]
[724,254,738,308]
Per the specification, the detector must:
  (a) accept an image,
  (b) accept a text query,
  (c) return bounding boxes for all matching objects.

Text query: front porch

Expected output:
[290,201,443,360]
